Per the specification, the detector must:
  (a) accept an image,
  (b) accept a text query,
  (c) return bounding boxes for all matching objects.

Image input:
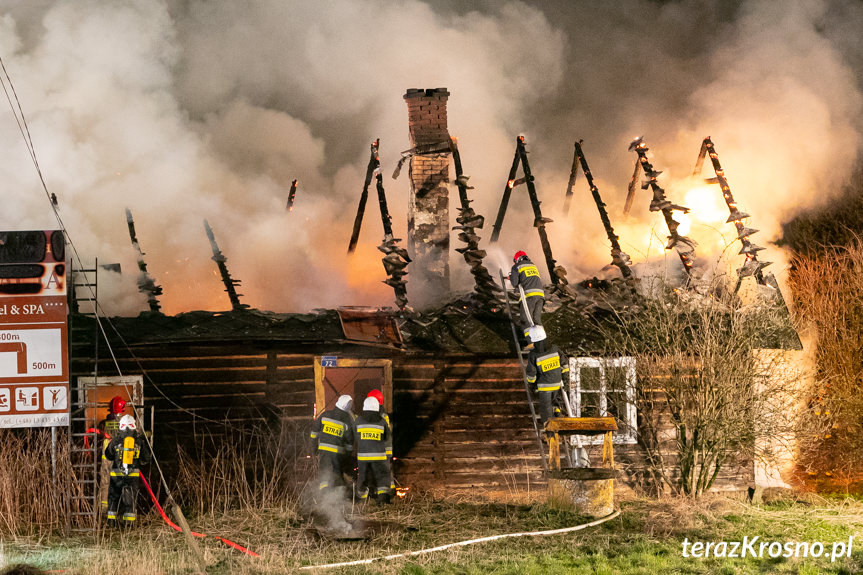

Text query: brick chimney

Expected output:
[404,88,451,306]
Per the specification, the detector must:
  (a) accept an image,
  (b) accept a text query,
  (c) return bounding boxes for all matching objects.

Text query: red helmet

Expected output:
[367,389,384,405]
[109,396,126,415]
[513,251,527,263]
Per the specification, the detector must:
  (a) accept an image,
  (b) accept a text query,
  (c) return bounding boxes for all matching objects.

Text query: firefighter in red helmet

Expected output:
[355,396,392,504]
[507,251,545,349]
[95,396,126,512]
[104,414,150,524]
[367,389,394,489]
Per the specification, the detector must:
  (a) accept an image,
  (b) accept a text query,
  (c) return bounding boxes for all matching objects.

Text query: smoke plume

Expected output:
[0,0,860,314]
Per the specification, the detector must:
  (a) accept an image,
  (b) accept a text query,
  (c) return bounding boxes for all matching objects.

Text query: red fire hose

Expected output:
[139,473,260,557]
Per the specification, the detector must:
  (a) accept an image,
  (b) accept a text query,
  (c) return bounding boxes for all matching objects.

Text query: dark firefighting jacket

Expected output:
[96,414,120,461]
[525,346,569,392]
[355,410,391,462]
[510,257,544,299]
[105,429,151,477]
[310,407,354,455]
[380,408,393,458]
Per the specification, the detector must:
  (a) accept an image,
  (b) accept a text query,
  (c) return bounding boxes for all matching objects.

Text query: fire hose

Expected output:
[138,473,260,558]
[299,509,620,571]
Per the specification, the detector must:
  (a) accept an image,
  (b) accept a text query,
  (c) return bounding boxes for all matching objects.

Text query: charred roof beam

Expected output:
[626,137,696,283]
[124,208,162,314]
[204,219,249,312]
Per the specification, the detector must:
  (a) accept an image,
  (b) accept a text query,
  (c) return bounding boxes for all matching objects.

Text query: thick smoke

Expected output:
[0,0,860,314]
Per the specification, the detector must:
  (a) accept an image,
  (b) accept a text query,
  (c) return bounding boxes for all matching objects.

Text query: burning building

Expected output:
[59,88,807,501]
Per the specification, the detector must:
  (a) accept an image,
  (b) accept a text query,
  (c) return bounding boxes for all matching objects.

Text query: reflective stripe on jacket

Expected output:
[311,409,354,454]
[356,413,389,461]
[525,347,569,392]
[510,259,544,298]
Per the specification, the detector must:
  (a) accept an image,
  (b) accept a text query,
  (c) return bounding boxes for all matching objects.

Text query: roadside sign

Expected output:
[0,230,68,428]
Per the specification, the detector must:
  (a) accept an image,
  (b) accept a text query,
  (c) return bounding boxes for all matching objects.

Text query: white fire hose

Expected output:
[299,510,620,571]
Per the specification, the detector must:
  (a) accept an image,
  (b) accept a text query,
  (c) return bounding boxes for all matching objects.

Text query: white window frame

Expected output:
[568,356,637,445]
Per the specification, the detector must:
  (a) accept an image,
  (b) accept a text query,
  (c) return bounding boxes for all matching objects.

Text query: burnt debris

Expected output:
[286,179,298,212]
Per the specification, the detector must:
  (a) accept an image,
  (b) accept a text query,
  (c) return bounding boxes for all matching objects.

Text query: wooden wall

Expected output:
[70,335,752,493]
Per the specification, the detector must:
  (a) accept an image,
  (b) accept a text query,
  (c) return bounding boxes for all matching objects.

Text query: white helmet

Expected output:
[119,414,136,430]
[527,325,547,343]
[335,395,353,412]
[363,396,380,412]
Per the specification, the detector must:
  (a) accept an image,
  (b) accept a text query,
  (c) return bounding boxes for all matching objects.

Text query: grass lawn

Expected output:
[2,491,862,574]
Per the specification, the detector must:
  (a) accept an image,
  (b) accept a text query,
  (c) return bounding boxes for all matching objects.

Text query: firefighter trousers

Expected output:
[519,296,544,338]
[317,451,349,491]
[357,460,392,503]
[107,473,139,523]
[538,389,560,426]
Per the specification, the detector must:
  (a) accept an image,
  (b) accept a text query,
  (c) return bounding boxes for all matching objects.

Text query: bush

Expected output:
[596,277,796,497]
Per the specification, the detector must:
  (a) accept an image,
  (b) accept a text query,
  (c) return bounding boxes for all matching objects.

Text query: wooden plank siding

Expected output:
[69,336,752,492]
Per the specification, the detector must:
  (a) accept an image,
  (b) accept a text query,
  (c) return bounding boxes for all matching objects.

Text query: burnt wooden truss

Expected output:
[124,208,162,313]
[203,219,248,312]
[691,137,774,292]
[490,136,569,288]
[626,137,696,282]
[567,140,633,281]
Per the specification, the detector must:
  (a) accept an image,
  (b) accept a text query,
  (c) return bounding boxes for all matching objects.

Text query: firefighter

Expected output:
[95,396,126,513]
[366,389,392,461]
[104,414,150,524]
[367,389,395,489]
[508,251,545,349]
[355,396,392,504]
[524,326,569,426]
[310,394,355,495]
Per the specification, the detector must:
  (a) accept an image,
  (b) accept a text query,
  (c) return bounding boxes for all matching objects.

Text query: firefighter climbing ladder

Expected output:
[691,137,774,292]
[498,270,548,471]
[67,262,100,532]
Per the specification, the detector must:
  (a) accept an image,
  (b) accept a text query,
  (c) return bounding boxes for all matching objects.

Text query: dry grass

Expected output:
[172,423,309,518]
[0,428,71,537]
[5,490,863,574]
[790,239,863,486]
